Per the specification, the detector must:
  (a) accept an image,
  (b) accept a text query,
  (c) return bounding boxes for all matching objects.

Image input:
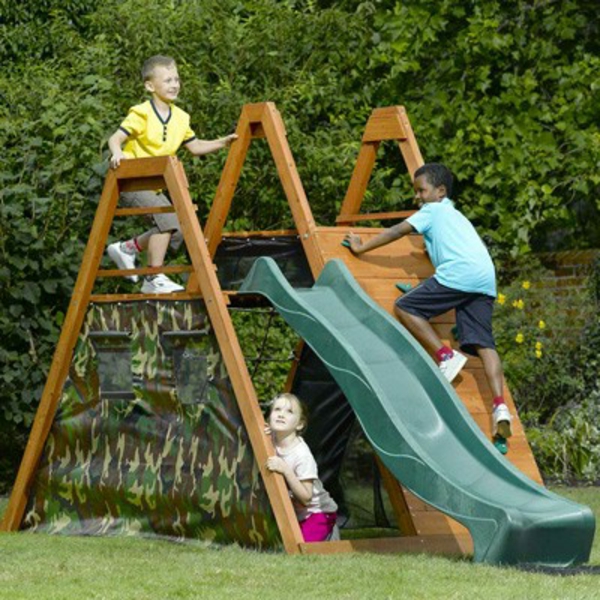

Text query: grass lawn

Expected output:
[0,487,598,600]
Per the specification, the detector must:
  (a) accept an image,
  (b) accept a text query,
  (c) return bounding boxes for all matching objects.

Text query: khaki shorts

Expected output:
[121,190,183,250]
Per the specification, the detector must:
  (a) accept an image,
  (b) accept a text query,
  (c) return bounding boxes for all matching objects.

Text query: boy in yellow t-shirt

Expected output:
[107,55,237,294]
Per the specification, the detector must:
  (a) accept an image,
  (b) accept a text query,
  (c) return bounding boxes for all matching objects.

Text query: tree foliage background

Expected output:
[1,0,599,487]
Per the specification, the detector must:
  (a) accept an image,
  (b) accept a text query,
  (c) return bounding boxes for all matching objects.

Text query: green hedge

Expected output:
[1,0,599,485]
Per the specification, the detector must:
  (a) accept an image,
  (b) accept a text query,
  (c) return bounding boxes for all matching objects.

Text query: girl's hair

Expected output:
[141,55,177,81]
[414,162,454,197]
[268,393,309,433]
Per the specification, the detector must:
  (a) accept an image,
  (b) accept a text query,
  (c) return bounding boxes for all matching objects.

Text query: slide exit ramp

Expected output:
[239,257,595,566]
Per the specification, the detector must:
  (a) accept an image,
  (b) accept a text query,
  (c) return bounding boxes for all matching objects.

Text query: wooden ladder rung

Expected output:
[336,210,415,224]
[89,291,202,303]
[89,290,235,304]
[114,205,198,216]
[96,265,194,278]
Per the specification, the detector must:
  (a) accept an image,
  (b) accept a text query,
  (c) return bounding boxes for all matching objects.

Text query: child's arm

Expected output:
[266,456,314,505]
[184,134,238,156]
[108,129,129,169]
[344,220,415,255]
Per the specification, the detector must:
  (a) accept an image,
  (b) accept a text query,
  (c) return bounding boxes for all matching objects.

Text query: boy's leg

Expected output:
[146,232,172,267]
[457,300,513,446]
[395,278,468,382]
[394,307,444,355]
[477,346,512,442]
[476,347,503,399]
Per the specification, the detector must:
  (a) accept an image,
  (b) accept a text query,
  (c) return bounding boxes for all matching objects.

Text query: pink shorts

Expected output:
[300,512,338,542]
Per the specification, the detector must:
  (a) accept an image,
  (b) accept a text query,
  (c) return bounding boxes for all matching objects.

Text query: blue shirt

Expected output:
[406,198,496,297]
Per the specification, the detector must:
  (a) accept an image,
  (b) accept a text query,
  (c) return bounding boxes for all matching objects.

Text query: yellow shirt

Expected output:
[120,100,196,158]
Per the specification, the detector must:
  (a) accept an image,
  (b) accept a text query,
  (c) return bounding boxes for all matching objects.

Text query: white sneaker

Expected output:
[492,403,513,438]
[141,274,184,294]
[438,350,467,383]
[107,242,138,283]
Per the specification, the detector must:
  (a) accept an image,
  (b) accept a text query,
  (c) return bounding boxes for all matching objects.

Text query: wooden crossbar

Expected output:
[335,210,415,224]
[114,204,198,216]
[96,265,194,278]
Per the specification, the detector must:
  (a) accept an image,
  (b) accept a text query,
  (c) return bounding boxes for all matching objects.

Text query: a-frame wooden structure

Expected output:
[2,102,542,558]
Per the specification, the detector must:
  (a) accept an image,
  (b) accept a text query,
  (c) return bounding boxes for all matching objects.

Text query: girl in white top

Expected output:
[266,393,338,542]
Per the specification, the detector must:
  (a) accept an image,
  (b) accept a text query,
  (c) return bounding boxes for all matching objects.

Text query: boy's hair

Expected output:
[268,393,309,433]
[414,163,454,198]
[141,55,177,81]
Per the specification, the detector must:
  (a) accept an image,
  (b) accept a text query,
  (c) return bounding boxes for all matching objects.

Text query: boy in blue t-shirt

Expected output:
[344,163,512,452]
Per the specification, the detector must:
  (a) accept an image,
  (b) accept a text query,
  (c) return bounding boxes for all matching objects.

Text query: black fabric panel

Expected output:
[214,235,313,290]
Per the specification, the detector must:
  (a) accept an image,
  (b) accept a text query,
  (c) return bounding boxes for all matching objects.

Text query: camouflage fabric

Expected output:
[22,301,282,549]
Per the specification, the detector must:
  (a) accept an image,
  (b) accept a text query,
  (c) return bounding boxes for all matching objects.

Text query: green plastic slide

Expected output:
[239,257,595,566]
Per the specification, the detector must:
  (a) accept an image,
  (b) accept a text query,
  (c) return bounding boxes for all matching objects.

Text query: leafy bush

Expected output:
[2,0,599,488]
[494,259,600,481]
[526,397,600,484]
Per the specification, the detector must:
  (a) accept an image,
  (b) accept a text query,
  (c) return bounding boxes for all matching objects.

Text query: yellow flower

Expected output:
[512,299,524,310]
[538,320,546,329]
[535,349,543,359]
[497,293,506,305]
[535,341,543,351]
[522,281,531,290]
[515,332,524,344]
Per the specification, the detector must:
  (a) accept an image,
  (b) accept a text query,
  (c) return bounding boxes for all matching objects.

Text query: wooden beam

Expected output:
[337,142,379,225]
[96,265,193,278]
[89,292,203,303]
[114,205,197,217]
[335,210,415,224]
[118,177,166,193]
[396,106,424,178]
[260,103,324,277]
[204,111,254,257]
[374,456,418,536]
[362,107,407,142]
[1,170,121,531]
[299,533,472,556]
[164,157,305,554]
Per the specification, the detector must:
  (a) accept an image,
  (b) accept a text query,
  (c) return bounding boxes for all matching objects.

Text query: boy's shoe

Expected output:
[141,274,184,294]
[107,242,138,282]
[493,435,508,455]
[438,351,467,383]
[492,403,513,438]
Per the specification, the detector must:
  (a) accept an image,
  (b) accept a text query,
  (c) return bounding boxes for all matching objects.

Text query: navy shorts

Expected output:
[395,277,496,356]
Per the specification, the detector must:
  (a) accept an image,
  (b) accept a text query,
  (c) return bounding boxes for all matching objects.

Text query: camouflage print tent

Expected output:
[22,300,281,549]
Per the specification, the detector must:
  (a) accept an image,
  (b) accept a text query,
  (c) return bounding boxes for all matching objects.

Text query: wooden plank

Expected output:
[299,533,472,556]
[114,205,197,216]
[96,265,193,278]
[205,111,254,257]
[1,170,121,532]
[362,107,407,142]
[119,177,166,192]
[221,229,298,239]
[375,456,417,536]
[261,103,324,277]
[164,157,305,554]
[335,210,416,224]
[397,106,425,178]
[89,292,204,303]
[337,142,379,223]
